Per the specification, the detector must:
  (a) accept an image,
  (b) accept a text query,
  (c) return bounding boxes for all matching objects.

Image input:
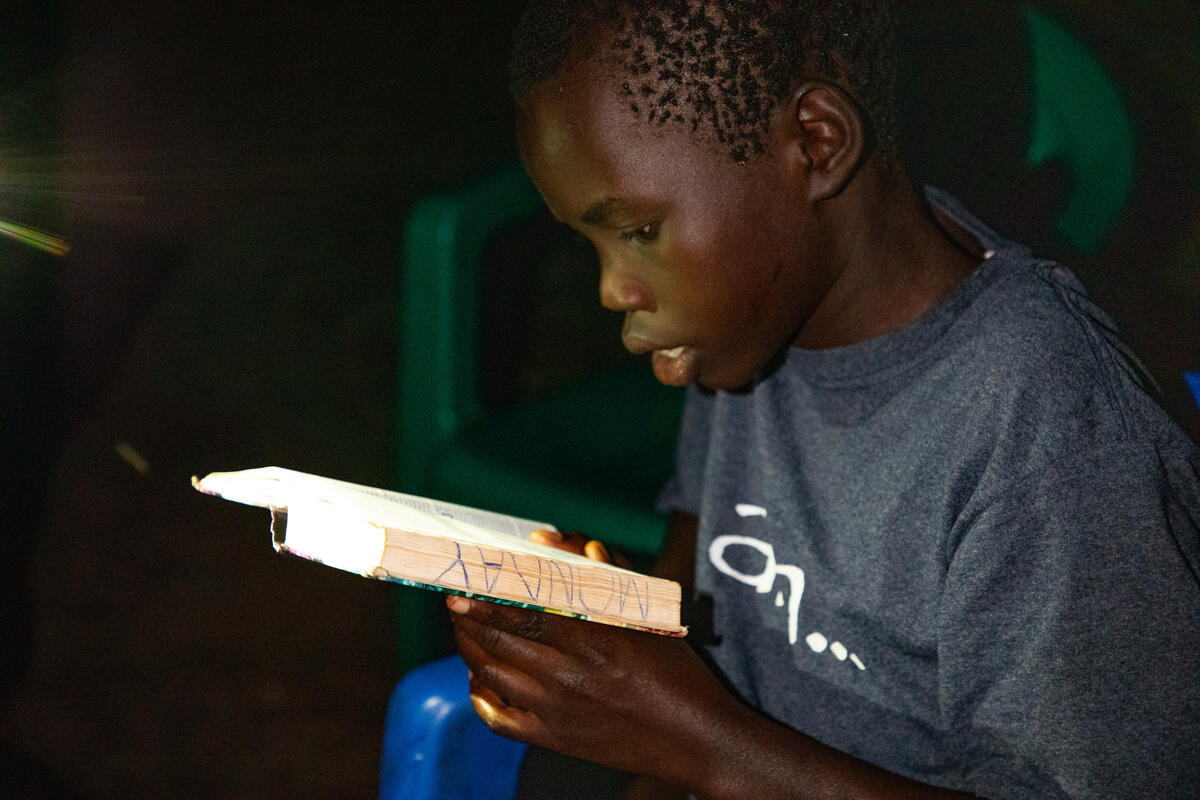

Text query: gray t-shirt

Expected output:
[659,188,1200,798]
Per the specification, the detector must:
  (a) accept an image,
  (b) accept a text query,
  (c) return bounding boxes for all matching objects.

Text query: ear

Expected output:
[784,82,867,202]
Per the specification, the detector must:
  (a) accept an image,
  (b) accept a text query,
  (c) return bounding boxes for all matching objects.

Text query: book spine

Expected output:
[376,527,682,633]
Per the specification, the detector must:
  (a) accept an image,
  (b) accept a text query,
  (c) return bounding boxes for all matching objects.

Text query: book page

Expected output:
[193,466,555,541]
[194,466,659,579]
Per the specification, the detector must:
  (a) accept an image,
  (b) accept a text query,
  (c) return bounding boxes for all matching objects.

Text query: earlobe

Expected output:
[790,83,866,202]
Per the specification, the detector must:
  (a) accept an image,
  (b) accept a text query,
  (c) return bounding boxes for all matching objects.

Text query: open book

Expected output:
[193,467,685,636]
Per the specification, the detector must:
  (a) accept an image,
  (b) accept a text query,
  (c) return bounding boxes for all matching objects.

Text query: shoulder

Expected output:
[942,254,1200,582]
[965,254,1141,395]
[945,251,1181,478]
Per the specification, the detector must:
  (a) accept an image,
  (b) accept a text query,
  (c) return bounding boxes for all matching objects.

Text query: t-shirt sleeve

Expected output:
[938,440,1200,799]
[655,386,716,516]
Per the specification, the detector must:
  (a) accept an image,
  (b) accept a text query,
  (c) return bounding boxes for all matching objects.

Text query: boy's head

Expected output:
[510,2,903,390]
[510,1,898,164]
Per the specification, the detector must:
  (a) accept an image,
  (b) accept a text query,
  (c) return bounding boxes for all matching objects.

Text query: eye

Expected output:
[620,222,660,244]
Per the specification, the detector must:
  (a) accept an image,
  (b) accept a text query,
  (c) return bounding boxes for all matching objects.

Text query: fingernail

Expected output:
[447,595,469,613]
[530,529,562,543]
[470,692,500,722]
[585,540,610,562]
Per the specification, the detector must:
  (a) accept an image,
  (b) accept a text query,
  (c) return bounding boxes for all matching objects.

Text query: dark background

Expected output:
[1,2,1196,798]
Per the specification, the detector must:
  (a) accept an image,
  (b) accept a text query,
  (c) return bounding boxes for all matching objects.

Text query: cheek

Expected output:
[660,239,744,323]
[683,263,767,340]
[664,197,798,336]
[697,235,785,321]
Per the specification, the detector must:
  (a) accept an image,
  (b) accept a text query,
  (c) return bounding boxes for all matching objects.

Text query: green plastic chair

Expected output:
[1021,3,1135,253]
[392,162,684,673]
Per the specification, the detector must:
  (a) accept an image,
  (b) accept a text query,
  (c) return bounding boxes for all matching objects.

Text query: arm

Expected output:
[935,442,1200,798]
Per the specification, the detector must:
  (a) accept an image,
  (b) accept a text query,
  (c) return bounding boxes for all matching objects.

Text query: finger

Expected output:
[583,538,633,569]
[447,593,566,647]
[469,681,507,712]
[454,617,557,709]
[528,529,562,546]
[529,529,588,555]
[452,608,564,675]
[467,672,541,715]
[468,686,549,744]
[583,539,612,563]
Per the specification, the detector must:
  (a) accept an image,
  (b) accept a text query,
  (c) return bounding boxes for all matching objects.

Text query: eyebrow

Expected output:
[580,197,623,225]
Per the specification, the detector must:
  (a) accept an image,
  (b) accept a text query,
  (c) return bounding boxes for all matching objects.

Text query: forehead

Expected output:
[516,53,750,221]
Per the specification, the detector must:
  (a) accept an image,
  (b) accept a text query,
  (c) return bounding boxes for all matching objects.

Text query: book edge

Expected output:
[376,525,686,635]
[272,509,686,637]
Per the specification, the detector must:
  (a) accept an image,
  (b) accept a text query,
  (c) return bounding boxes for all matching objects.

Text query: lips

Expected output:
[622,329,679,356]
[622,332,699,385]
[651,346,698,386]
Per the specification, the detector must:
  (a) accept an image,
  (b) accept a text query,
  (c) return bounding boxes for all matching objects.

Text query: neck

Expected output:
[793,163,980,349]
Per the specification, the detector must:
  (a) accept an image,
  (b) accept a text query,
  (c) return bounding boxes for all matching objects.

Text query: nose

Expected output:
[598,259,653,313]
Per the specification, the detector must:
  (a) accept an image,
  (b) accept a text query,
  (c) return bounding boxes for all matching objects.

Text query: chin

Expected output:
[696,367,758,394]
[699,351,787,393]
[702,378,756,394]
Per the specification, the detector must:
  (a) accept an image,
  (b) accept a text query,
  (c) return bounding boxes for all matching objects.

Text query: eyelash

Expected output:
[620,222,660,244]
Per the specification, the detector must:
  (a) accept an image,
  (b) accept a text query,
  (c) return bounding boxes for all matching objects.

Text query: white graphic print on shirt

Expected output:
[708,503,866,671]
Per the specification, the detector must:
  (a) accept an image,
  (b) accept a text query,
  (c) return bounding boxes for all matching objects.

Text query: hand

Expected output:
[528,529,632,568]
[449,579,977,800]
[447,592,735,791]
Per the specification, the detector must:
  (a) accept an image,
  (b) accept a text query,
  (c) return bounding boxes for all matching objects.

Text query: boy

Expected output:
[448,2,1200,797]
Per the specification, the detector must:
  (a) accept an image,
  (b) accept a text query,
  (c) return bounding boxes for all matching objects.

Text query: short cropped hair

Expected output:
[510,0,898,164]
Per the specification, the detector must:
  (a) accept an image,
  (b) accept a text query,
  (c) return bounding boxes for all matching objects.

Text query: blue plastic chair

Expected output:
[380,654,527,800]
[1184,372,1200,410]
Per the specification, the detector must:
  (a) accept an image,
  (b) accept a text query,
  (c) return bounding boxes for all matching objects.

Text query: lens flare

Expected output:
[0,218,70,256]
